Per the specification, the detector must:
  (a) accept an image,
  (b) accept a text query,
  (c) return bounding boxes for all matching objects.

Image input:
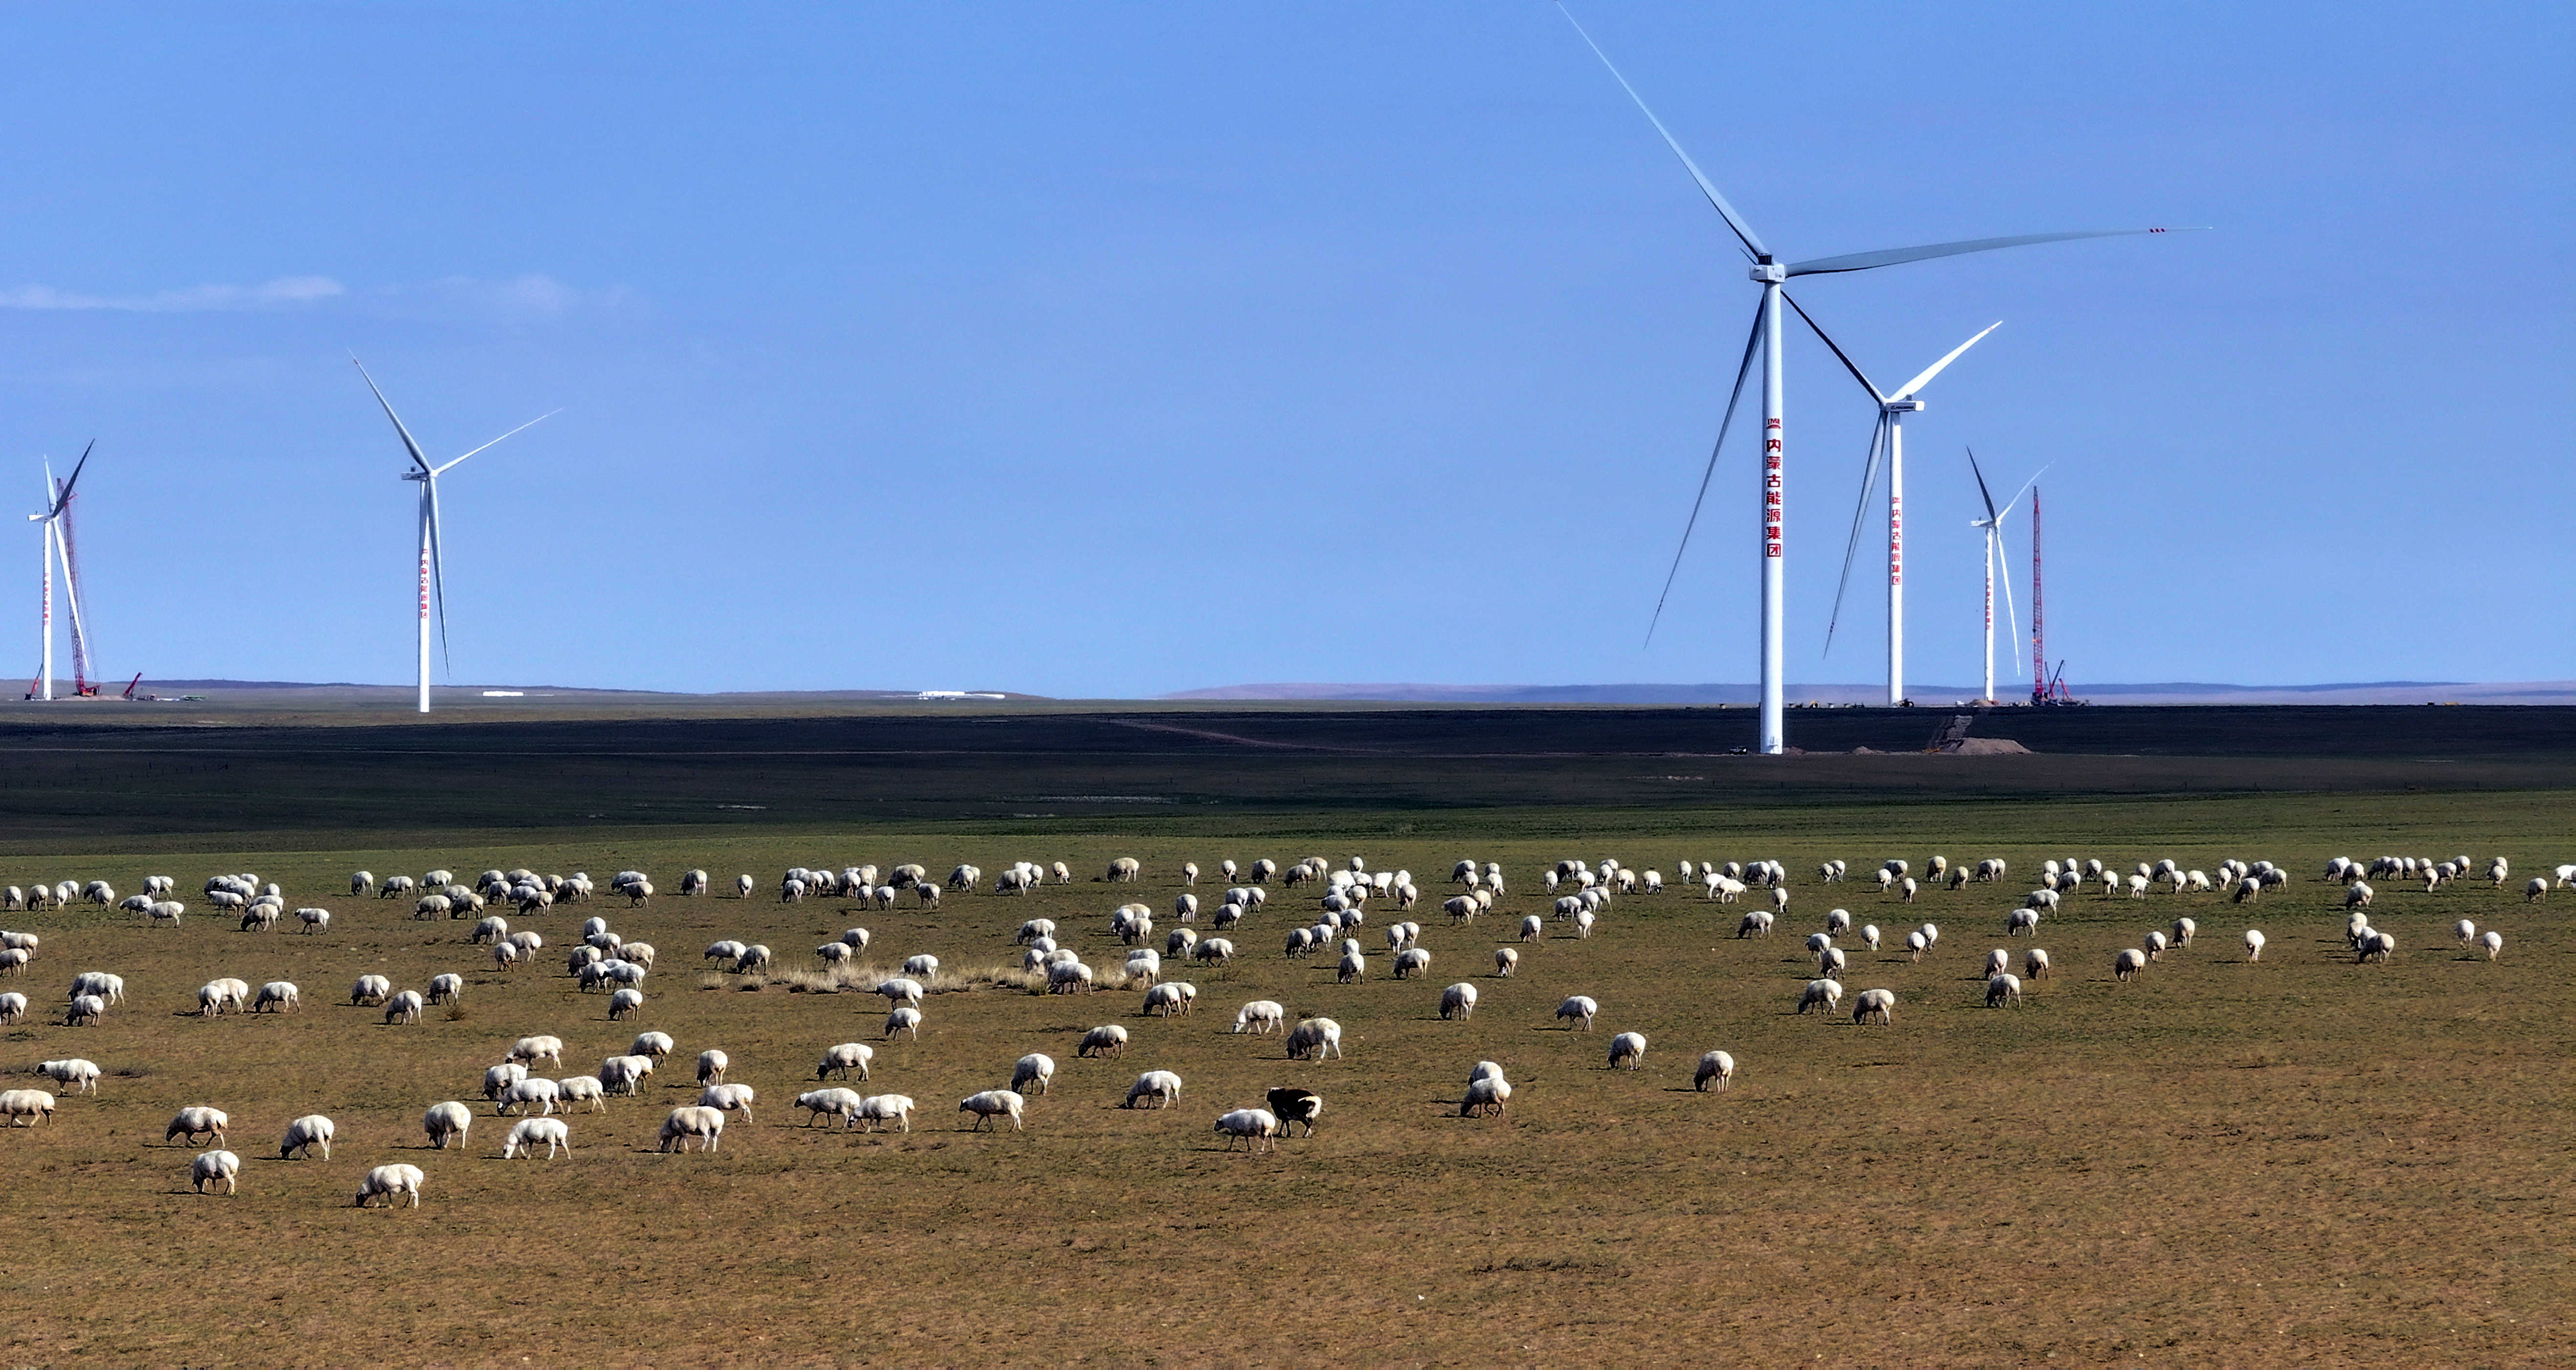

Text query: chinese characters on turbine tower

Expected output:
[1762,418,1782,558]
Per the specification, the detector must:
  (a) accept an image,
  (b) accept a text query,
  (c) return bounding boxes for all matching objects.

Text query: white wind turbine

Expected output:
[1966,448,2043,704]
[26,443,92,702]
[1564,4,2193,751]
[351,359,556,714]
[1805,315,2000,706]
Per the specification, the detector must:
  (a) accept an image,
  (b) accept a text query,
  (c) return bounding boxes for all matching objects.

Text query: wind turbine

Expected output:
[1804,315,2000,706]
[1562,4,2193,752]
[25,443,91,702]
[1966,448,2043,704]
[351,359,556,715]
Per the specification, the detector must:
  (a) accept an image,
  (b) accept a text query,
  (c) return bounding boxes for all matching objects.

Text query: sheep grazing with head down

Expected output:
[502,1116,571,1159]
[1460,1074,1512,1118]
[0,1088,57,1127]
[817,1042,873,1082]
[1851,988,1897,1025]
[1493,947,1519,977]
[279,1114,336,1161]
[1232,1000,1285,1035]
[697,1083,756,1123]
[2479,930,2504,960]
[191,1148,241,1195]
[557,1075,607,1112]
[2115,948,2148,981]
[796,1087,864,1128]
[1607,1031,1647,1070]
[2243,929,2265,962]
[1986,973,2023,1008]
[422,1101,473,1149]
[1214,1108,1281,1153]
[36,1058,100,1095]
[857,1094,917,1133]
[659,1105,726,1153]
[1124,1070,1183,1110]
[959,1089,1025,1131]
[353,1164,425,1209]
[1012,1053,1056,1097]
[1439,982,1479,1021]
[498,1078,562,1117]
[1555,996,1599,1031]
[1265,1087,1324,1137]
[1694,1050,1737,1092]
[167,1106,229,1146]
[1797,979,1843,1016]
[1077,1024,1128,1059]
[1286,1018,1343,1062]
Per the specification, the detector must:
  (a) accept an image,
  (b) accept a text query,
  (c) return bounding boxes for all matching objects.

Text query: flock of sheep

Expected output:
[0,847,2555,1206]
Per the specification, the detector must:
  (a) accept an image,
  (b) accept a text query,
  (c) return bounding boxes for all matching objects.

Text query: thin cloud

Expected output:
[0,276,344,312]
[414,274,645,321]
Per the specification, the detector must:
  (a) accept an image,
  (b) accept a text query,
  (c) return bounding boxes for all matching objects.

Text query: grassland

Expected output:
[0,707,2568,1366]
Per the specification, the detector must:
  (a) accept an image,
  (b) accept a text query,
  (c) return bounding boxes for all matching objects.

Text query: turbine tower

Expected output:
[25,443,91,702]
[1562,4,2191,752]
[1806,317,2000,706]
[352,359,555,715]
[1966,449,2042,704]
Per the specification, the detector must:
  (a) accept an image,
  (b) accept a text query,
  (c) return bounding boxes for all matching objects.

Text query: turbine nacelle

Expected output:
[1885,399,1925,413]
[1748,262,1786,284]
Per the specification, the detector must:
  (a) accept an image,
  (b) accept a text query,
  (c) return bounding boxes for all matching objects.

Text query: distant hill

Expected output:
[1162,680,2576,706]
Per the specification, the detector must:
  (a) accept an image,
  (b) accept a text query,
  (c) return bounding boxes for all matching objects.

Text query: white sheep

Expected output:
[1607,1031,1647,1070]
[1012,1053,1056,1096]
[1142,982,1193,1018]
[876,977,925,1008]
[0,1088,57,1126]
[557,1075,608,1111]
[1986,973,2023,1008]
[384,990,425,1025]
[352,975,393,1005]
[695,1049,730,1086]
[2360,931,2397,964]
[1694,1050,1737,1092]
[697,1082,757,1122]
[2479,930,2504,960]
[167,1105,230,1145]
[1392,947,1433,979]
[659,1105,726,1152]
[1124,1069,1183,1109]
[1460,1075,1512,1117]
[2172,917,2197,948]
[191,1148,241,1195]
[2525,877,2548,903]
[0,992,24,1024]
[607,988,645,1021]
[1079,1024,1129,1058]
[883,1006,923,1041]
[732,945,772,975]
[352,1163,427,1208]
[498,1077,562,1116]
[1286,1017,1343,1062]
[1439,982,1479,1021]
[1231,1000,1285,1035]
[1983,948,2010,977]
[2006,909,2040,937]
[422,1101,472,1149]
[817,1042,874,1081]
[2114,948,2148,981]
[796,1087,864,1127]
[2244,929,2265,962]
[35,1057,99,1095]
[857,1094,917,1132]
[65,994,106,1026]
[1494,947,1519,976]
[959,1089,1025,1131]
[279,1114,335,1160]
[1213,1107,1281,1153]
[1861,925,1881,951]
[1555,996,1598,1031]
[1798,979,1843,1016]
[2025,947,2052,979]
[1852,988,1897,1025]
[2144,930,2170,961]
[497,1116,570,1159]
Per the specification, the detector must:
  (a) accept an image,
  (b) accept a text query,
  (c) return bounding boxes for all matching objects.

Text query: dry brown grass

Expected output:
[0,818,2567,1365]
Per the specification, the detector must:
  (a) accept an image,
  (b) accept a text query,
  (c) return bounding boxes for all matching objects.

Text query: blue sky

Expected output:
[1,2,2567,697]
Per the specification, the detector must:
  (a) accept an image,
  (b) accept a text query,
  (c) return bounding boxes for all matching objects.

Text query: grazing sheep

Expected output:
[731,945,772,975]
[1078,1024,1129,1058]
[2144,930,2170,961]
[2360,931,2397,965]
[2480,930,2504,960]
[1852,988,1897,1025]
[960,1089,1026,1131]
[0,1088,58,1126]
[498,1078,562,1117]
[1213,1107,1281,1153]
[1607,1031,1648,1070]
[1124,1069,1183,1109]
[1693,1049,1738,1091]
[796,1087,864,1127]
[876,977,926,1008]
[607,988,645,1021]
[1265,1087,1323,1137]
[2526,877,2548,903]
[1983,948,2009,977]
[164,1105,230,1145]
[420,1101,473,1149]
[350,975,393,1007]
[1335,949,1366,984]
[1736,911,1774,938]
[484,1062,532,1100]
[2243,929,2266,962]
[1392,947,1432,979]
[1460,1075,1512,1118]
[35,1058,99,1095]
[1985,973,2023,1008]
[856,1093,917,1132]
[502,1116,571,1158]
[2172,917,2197,948]
[1285,1017,1343,1062]
[598,1055,656,1096]
[1555,995,1599,1031]
[2006,908,2040,937]
[1012,1053,1056,1096]
[2025,947,2052,979]
[1493,947,1519,976]
[817,1042,874,1081]
[383,990,425,1025]
[884,1006,923,1040]
[698,1082,757,1121]
[353,1163,426,1209]
[279,1114,336,1160]
[0,992,22,1024]
[253,981,301,1014]
[1439,981,1479,1021]
[421,972,465,1006]
[2114,948,2148,981]
[1231,1000,1284,1035]
[2347,881,2377,910]
[1797,979,1844,1016]
[1861,925,1881,951]
[695,1050,730,1086]
[65,993,106,1026]
[191,1148,241,1195]
[659,1105,726,1153]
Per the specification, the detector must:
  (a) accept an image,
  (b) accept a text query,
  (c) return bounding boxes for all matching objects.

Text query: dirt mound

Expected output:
[1939,736,2032,755]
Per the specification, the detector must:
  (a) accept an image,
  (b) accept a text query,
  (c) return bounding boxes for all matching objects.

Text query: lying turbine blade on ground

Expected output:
[1786,227,2205,278]
[1644,303,1765,648]
[1555,2,1767,262]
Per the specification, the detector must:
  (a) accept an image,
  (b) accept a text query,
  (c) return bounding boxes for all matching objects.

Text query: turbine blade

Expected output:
[1785,227,2205,278]
[1555,3,1767,261]
[52,440,93,515]
[1645,303,1765,647]
[1890,322,2001,401]
[1782,292,1886,402]
[1823,414,1890,656]
[1997,465,2049,521]
[1996,526,2022,676]
[352,357,433,473]
[426,476,451,674]
[434,409,560,475]
[1966,447,1999,522]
